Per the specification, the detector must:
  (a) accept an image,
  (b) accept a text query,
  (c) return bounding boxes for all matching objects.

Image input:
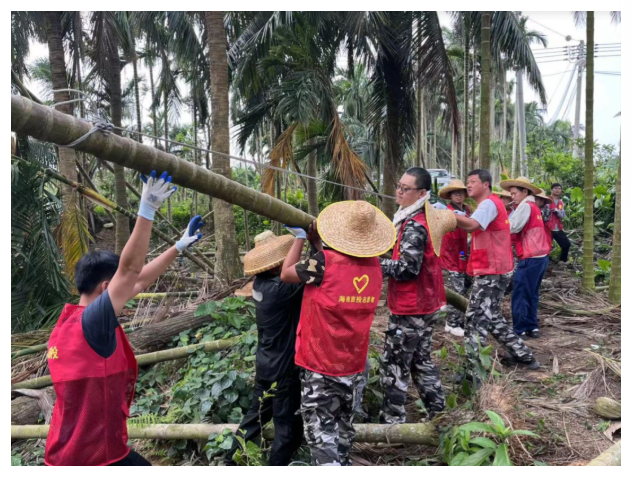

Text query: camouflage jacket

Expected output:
[380,219,427,281]
[540,204,552,223]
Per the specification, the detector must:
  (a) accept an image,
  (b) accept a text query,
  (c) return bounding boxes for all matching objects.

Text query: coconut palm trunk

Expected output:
[582,11,595,290]
[148,59,159,147]
[479,12,491,169]
[132,53,143,143]
[306,138,319,216]
[462,33,470,174]
[608,138,621,303]
[204,11,242,283]
[501,74,507,143]
[44,12,76,208]
[109,35,131,253]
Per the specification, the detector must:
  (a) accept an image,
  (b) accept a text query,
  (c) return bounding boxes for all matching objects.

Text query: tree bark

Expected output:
[515,69,528,177]
[479,13,491,169]
[586,441,621,466]
[11,422,438,446]
[512,108,519,178]
[149,59,159,147]
[462,33,470,175]
[307,138,319,216]
[44,12,77,211]
[132,54,143,143]
[205,11,242,284]
[582,12,595,290]
[11,397,42,426]
[501,72,507,143]
[471,45,477,168]
[608,134,621,303]
[110,37,130,253]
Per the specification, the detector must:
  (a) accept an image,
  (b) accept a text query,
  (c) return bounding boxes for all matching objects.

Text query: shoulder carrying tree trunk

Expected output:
[204,11,242,284]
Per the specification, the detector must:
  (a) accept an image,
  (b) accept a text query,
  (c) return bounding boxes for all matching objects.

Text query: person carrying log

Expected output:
[379,167,457,423]
[45,171,203,466]
[500,177,552,340]
[281,201,395,466]
[225,231,305,466]
[438,179,472,337]
[453,169,540,380]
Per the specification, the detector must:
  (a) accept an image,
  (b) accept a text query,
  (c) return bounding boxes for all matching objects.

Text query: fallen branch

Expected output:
[133,291,200,299]
[586,441,622,466]
[11,422,438,445]
[11,336,242,390]
[593,397,621,419]
[540,300,620,317]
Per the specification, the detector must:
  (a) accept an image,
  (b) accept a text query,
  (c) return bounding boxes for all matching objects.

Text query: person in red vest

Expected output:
[500,178,552,339]
[281,201,395,466]
[549,183,571,262]
[379,167,449,423]
[438,179,471,337]
[495,189,514,215]
[453,169,539,378]
[45,171,203,466]
[536,189,555,249]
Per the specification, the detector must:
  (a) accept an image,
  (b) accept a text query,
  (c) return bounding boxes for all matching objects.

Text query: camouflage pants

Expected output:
[300,369,363,466]
[353,357,371,414]
[445,271,470,328]
[379,312,445,423]
[464,273,535,371]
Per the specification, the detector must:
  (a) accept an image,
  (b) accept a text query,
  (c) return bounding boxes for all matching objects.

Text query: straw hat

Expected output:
[535,189,552,204]
[438,179,468,199]
[499,176,542,196]
[494,189,512,199]
[243,231,294,276]
[317,201,396,257]
[424,202,457,256]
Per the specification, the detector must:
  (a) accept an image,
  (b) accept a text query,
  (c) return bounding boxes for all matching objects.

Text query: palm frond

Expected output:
[263,123,298,195]
[56,192,92,285]
[328,112,369,200]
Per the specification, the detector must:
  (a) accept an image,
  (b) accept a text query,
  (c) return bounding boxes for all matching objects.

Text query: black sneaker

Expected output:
[526,329,541,339]
[500,356,541,370]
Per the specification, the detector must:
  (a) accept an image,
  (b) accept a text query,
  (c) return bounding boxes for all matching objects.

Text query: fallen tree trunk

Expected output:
[10,96,468,311]
[11,388,55,426]
[593,397,621,419]
[128,311,214,352]
[586,441,621,466]
[11,422,438,445]
[12,336,242,390]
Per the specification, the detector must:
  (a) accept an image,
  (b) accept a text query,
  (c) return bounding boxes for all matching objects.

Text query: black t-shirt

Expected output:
[81,290,120,358]
[253,272,304,382]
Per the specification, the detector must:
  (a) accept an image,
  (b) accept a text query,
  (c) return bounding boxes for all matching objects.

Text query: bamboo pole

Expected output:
[133,291,200,299]
[11,422,438,445]
[11,336,242,390]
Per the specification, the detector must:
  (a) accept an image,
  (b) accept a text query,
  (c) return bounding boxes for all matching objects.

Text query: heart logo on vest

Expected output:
[353,275,369,294]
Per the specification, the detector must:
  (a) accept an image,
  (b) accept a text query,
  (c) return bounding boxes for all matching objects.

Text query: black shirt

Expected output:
[81,290,120,358]
[253,272,304,382]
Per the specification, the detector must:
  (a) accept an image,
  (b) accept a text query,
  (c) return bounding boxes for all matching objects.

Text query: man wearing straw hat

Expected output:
[535,189,555,246]
[500,178,552,340]
[281,201,395,466]
[379,167,456,423]
[225,231,305,466]
[438,179,472,337]
[453,169,539,376]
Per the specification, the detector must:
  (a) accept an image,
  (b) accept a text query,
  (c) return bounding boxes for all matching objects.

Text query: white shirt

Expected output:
[470,198,498,231]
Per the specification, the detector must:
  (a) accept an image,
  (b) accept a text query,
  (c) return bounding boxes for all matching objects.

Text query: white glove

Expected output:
[138,170,177,221]
[176,215,203,252]
[284,225,307,239]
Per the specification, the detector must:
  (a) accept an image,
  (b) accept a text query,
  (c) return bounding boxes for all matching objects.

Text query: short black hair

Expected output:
[467,168,492,190]
[74,251,120,295]
[551,183,562,189]
[404,167,432,191]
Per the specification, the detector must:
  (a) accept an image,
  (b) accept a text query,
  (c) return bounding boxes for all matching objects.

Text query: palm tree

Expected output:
[609,114,621,304]
[479,12,491,168]
[204,11,242,283]
[87,12,131,253]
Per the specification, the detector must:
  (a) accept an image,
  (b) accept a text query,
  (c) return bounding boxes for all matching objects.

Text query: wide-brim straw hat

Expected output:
[425,202,458,256]
[494,189,513,199]
[243,231,294,276]
[499,176,542,196]
[317,201,396,257]
[535,189,553,204]
[438,179,468,199]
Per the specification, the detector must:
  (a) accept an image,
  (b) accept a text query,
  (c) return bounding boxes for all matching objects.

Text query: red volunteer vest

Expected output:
[467,194,514,276]
[45,303,138,466]
[441,204,471,273]
[388,211,446,315]
[295,250,382,376]
[548,198,564,231]
[514,203,551,259]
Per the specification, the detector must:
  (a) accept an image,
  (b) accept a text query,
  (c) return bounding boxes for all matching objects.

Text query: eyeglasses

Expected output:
[395,183,421,194]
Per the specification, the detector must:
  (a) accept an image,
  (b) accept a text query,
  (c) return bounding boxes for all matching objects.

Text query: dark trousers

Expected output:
[109,450,151,466]
[511,256,549,334]
[552,230,571,262]
[226,368,303,466]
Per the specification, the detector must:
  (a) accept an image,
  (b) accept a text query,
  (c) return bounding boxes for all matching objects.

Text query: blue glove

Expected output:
[284,225,307,239]
[176,215,203,252]
[138,170,177,221]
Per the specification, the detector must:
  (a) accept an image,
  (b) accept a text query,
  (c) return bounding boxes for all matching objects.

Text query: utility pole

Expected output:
[573,40,586,158]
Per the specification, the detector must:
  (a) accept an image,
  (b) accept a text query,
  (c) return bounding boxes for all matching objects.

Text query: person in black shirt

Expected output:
[225,231,308,466]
